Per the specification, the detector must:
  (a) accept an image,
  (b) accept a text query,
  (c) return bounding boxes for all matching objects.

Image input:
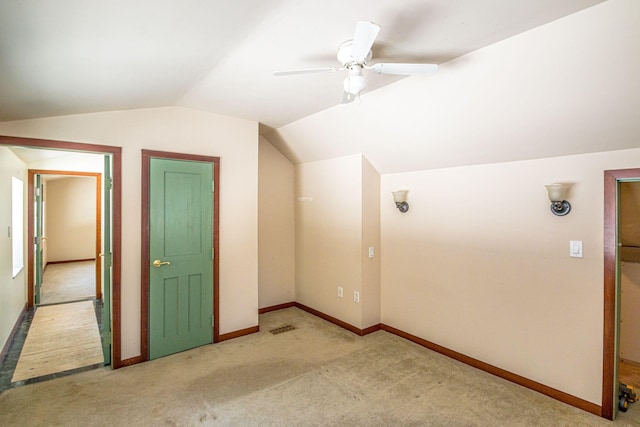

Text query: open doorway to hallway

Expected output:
[0,144,116,390]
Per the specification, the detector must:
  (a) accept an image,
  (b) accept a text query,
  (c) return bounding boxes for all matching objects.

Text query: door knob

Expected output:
[153,259,171,267]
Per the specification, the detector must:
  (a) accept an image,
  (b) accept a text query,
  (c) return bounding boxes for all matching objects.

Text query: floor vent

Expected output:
[270,325,295,335]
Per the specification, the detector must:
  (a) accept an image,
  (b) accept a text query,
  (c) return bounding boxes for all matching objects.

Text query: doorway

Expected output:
[617,182,640,414]
[602,168,640,419]
[140,150,220,361]
[0,135,123,368]
[30,171,102,306]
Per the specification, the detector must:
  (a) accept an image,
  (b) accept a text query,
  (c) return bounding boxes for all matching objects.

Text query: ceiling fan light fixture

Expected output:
[343,74,366,95]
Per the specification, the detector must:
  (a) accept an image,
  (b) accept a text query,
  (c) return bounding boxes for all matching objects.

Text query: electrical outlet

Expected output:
[338,286,343,298]
[354,291,360,303]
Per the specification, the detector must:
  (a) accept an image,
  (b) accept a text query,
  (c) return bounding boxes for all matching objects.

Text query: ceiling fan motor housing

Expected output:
[337,40,372,66]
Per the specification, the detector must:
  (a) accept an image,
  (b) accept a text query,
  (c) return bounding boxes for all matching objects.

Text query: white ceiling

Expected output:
[0,0,606,128]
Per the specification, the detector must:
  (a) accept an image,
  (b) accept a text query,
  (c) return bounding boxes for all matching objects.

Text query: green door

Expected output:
[102,155,113,365]
[149,158,214,360]
[34,174,43,305]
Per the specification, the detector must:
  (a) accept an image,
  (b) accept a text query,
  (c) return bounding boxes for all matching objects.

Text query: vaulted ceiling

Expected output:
[0,0,605,128]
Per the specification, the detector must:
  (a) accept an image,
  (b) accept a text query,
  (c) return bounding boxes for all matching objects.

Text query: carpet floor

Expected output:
[1,307,639,426]
[40,261,95,305]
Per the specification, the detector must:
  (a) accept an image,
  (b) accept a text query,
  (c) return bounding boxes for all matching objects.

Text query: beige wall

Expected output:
[295,155,363,327]
[0,147,27,353]
[258,136,295,308]
[45,177,96,262]
[0,106,259,359]
[295,154,381,329]
[381,148,640,405]
[361,156,380,328]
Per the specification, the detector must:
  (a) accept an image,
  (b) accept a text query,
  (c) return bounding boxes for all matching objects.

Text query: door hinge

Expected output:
[106,178,113,190]
[34,187,41,197]
[212,180,215,193]
[34,236,39,245]
[212,314,214,328]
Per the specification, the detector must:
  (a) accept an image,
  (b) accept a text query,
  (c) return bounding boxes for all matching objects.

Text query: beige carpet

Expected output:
[40,260,95,305]
[2,307,640,426]
[11,301,103,382]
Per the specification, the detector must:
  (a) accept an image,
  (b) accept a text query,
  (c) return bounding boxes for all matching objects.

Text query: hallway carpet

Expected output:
[11,301,103,382]
[1,307,639,426]
[40,260,95,305]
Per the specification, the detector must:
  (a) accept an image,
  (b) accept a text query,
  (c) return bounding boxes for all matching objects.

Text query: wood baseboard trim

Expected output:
[293,302,380,336]
[0,304,28,366]
[119,355,145,368]
[362,323,383,335]
[218,325,260,342]
[47,258,96,265]
[381,324,601,417]
[258,302,295,314]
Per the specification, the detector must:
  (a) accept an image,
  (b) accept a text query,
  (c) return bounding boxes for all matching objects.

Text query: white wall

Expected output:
[45,176,96,262]
[381,148,640,405]
[0,147,27,354]
[258,136,295,308]
[0,106,259,359]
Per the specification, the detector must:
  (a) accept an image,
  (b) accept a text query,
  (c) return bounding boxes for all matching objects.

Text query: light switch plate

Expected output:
[368,246,374,258]
[570,240,583,258]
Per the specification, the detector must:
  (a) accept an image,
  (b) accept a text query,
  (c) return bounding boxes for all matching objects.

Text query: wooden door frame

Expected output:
[602,168,640,419]
[28,170,103,302]
[0,135,123,368]
[140,149,220,361]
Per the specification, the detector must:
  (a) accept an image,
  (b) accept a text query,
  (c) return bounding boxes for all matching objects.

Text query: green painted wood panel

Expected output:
[34,174,43,305]
[149,158,213,360]
[102,155,112,365]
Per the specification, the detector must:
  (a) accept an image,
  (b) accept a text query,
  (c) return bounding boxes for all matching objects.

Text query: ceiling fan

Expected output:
[274,21,438,104]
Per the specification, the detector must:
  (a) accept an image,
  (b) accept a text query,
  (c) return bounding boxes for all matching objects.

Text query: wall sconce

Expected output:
[392,190,409,213]
[544,183,571,216]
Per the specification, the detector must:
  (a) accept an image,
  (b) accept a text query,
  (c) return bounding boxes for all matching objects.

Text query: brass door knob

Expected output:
[153,259,171,267]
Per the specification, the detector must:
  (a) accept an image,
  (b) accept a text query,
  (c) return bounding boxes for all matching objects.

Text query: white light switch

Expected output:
[570,240,583,258]
[368,246,375,259]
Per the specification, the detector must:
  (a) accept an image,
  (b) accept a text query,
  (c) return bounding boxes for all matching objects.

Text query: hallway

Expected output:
[0,261,104,390]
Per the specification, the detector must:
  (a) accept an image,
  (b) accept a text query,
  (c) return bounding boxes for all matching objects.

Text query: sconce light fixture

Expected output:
[544,183,571,216]
[392,190,409,213]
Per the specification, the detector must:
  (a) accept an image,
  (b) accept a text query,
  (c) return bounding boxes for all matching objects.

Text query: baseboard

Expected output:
[47,258,96,265]
[218,325,260,342]
[293,302,380,336]
[118,326,259,369]
[119,355,145,368]
[258,302,295,314]
[380,324,602,417]
[0,304,27,366]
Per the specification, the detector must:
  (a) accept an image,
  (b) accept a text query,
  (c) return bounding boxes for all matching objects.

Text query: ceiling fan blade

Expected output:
[274,67,338,77]
[351,21,380,61]
[370,63,438,76]
[340,91,356,104]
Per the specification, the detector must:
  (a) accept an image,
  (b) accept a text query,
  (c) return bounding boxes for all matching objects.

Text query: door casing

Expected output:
[0,135,123,368]
[140,149,220,361]
[602,168,640,419]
